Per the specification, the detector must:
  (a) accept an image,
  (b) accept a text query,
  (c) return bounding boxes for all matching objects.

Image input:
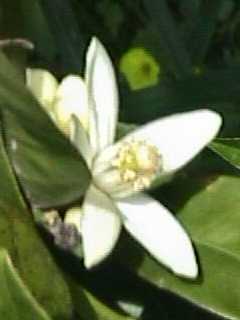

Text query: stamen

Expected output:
[112,139,162,191]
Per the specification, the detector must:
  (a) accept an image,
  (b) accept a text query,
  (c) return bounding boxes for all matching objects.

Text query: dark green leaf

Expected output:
[45,248,139,320]
[0,249,51,320]
[210,138,240,169]
[0,131,73,319]
[70,284,134,320]
[0,51,90,209]
[117,169,240,319]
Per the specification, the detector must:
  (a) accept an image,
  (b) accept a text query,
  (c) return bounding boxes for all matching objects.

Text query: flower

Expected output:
[27,37,222,278]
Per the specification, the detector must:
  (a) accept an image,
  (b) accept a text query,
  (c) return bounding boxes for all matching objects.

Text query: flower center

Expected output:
[112,139,162,191]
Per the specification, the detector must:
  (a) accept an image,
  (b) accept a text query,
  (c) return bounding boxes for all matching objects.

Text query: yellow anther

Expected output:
[123,169,136,181]
[112,139,162,191]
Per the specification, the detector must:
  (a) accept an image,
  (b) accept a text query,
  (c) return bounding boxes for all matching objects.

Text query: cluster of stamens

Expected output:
[112,139,162,191]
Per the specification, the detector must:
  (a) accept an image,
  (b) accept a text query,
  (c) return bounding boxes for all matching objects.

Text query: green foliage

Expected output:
[2,0,240,319]
[0,249,50,320]
[0,51,90,209]
[69,282,134,320]
[0,131,73,318]
[116,158,240,319]
[211,138,240,169]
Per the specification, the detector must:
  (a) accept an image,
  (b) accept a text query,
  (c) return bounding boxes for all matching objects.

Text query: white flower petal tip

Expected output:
[26,68,58,109]
[81,186,122,269]
[54,75,88,132]
[57,75,86,98]
[116,193,198,279]
[196,109,222,139]
[87,37,98,59]
[121,109,222,175]
[86,37,119,153]
[171,253,198,279]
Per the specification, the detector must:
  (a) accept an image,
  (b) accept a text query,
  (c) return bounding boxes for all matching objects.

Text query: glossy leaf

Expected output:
[59,250,220,320]
[0,249,51,320]
[117,167,240,319]
[0,131,73,319]
[50,253,138,320]
[0,50,90,209]
[70,284,134,320]
[210,138,240,169]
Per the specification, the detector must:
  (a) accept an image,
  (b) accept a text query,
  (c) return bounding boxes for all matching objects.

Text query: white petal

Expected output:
[93,110,221,197]
[26,68,58,111]
[81,185,122,269]
[64,207,83,233]
[86,37,119,154]
[70,115,93,167]
[54,75,88,134]
[116,193,198,278]
[124,109,221,174]
[93,168,134,198]
[96,110,221,178]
